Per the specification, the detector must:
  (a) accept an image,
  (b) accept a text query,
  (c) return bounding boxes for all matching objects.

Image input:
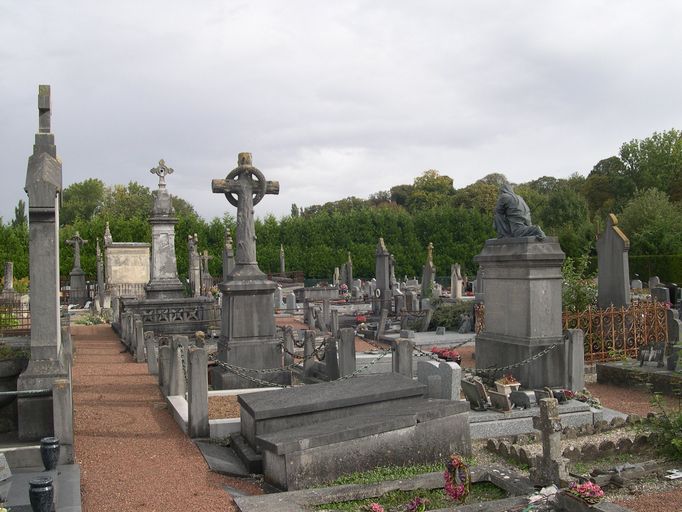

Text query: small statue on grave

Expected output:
[493,183,545,241]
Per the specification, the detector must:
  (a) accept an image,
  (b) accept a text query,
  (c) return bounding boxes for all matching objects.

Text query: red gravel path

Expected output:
[71,325,260,512]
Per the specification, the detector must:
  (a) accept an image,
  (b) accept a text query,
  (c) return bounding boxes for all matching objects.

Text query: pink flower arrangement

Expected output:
[431,347,462,364]
[406,496,430,512]
[568,481,604,502]
[443,454,470,502]
[366,504,385,512]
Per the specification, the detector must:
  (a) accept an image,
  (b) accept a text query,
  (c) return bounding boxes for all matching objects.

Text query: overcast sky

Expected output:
[2,1,682,223]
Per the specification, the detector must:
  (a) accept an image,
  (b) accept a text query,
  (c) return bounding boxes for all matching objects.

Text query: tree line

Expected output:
[1,128,682,284]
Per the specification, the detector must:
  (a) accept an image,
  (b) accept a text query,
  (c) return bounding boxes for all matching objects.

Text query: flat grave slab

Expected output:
[382,331,475,347]
[238,373,425,420]
[257,399,468,455]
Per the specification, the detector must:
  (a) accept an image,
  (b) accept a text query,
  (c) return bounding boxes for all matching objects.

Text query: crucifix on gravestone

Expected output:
[212,153,279,273]
[66,232,87,271]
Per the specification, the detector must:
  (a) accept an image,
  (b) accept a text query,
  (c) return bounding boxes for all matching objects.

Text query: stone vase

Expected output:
[40,437,60,471]
[29,476,54,512]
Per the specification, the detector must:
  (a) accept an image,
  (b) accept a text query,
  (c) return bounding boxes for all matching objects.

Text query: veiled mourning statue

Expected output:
[493,183,546,240]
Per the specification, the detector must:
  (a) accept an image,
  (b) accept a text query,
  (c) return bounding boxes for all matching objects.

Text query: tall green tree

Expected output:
[619,129,682,201]
[618,188,682,256]
[61,178,106,226]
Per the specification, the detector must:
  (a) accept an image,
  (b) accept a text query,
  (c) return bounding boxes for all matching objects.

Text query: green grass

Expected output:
[315,482,506,511]
[323,458,477,487]
[570,452,641,475]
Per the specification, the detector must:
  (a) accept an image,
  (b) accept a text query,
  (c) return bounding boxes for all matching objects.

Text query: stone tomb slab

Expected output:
[239,373,426,448]
[468,400,596,439]
[257,399,470,490]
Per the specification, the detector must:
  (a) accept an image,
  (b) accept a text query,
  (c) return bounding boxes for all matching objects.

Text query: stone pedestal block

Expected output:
[475,238,567,389]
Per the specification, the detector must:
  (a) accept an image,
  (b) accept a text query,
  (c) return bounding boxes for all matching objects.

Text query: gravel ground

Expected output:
[585,382,678,417]
[72,325,262,512]
[209,395,240,420]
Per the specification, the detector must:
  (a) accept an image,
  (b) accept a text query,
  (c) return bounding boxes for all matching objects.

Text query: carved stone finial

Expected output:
[150,159,174,186]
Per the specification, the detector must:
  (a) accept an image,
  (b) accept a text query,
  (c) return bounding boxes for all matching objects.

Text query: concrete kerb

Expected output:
[234,465,534,512]
[164,387,282,438]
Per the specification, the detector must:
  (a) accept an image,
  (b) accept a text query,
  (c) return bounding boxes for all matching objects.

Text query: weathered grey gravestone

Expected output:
[200,249,213,296]
[66,231,88,307]
[18,85,69,440]
[145,160,184,299]
[3,261,13,292]
[188,233,201,297]
[451,263,463,299]
[279,243,286,274]
[474,236,568,389]
[211,153,284,388]
[96,240,105,308]
[597,213,630,309]
[421,242,435,299]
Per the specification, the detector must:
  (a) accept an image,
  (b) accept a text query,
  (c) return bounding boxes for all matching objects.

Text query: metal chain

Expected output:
[337,348,391,380]
[209,355,292,388]
[462,343,559,375]
[179,346,188,384]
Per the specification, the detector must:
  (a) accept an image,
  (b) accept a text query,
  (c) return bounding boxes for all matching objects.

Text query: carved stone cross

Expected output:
[201,250,213,275]
[38,84,51,134]
[530,397,569,486]
[66,231,88,270]
[212,153,279,266]
[150,159,174,186]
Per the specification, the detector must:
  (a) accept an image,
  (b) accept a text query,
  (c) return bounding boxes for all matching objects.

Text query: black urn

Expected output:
[39,437,60,471]
[29,476,54,512]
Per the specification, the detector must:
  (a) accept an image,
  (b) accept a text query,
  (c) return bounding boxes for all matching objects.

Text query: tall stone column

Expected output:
[145,160,184,299]
[18,85,68,440]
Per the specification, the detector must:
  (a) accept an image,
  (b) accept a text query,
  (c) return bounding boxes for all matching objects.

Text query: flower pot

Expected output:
[29,476,54,512]
[40,437,60,471]
[495,382,520,396]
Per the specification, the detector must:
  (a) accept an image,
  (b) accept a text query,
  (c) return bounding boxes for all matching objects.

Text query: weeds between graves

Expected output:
[571,452,641,475]
[323,458,477,486]
[315,482,506,511]
[644,389,682,461]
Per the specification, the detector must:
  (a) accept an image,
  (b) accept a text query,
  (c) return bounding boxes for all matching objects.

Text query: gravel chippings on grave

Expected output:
[72,324,262,511]
[585,382,677,417]
[209,395,240,420]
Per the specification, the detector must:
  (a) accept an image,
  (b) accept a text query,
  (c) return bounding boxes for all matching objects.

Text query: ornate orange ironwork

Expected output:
[473,301,669,363]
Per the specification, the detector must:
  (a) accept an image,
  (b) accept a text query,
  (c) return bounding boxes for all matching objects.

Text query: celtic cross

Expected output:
[150,159,174,186]
[66,231,88,270]
[212,153,279,266]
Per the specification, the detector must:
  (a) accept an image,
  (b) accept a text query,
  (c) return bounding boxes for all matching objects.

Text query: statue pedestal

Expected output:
[211,273,289,389]
[474,237,568,389]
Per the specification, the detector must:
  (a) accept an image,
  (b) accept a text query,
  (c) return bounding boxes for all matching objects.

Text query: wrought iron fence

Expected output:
[0,293,31,337]
[474,301,670,363]
[563,301,668,363]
